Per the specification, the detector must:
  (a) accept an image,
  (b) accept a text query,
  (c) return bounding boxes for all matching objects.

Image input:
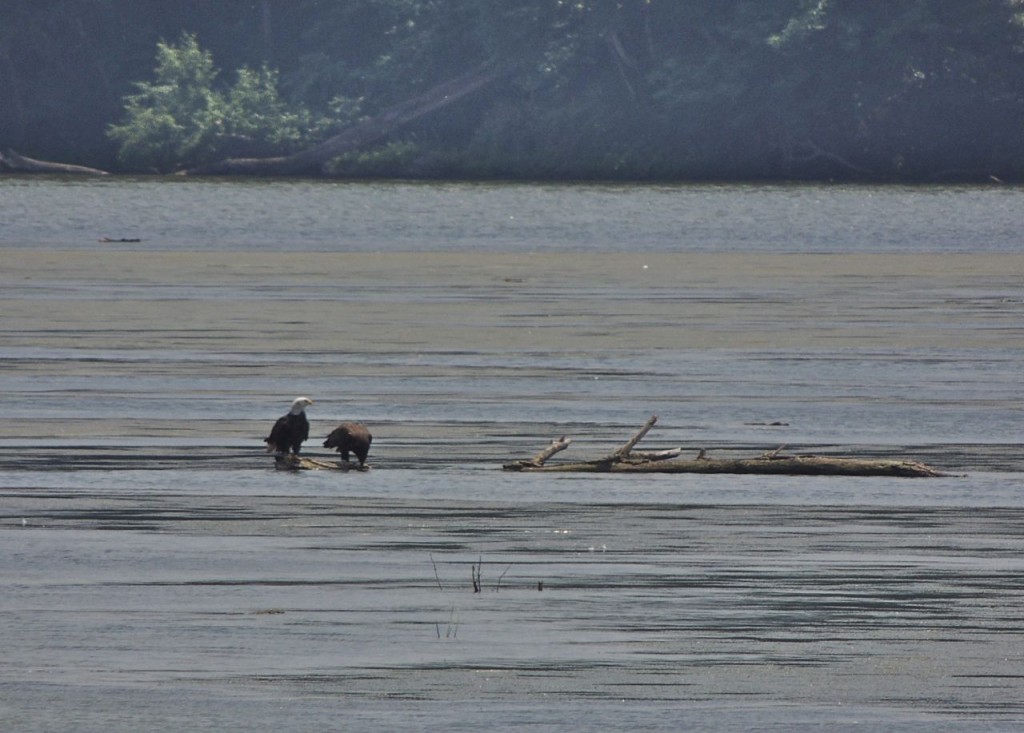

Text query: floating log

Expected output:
[273,454,368,471]
[505,454,946,477]
[502,416,948,478]
[0,149,109,175]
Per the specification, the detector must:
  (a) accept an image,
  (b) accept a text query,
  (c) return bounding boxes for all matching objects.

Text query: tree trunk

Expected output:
[186,59,514,177]
[1,149,108,175]
[505,454,947,477]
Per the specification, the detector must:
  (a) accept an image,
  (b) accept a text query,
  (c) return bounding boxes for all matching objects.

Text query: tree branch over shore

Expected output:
[184,59,516,177]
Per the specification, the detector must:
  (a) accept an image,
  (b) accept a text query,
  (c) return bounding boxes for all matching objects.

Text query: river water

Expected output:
[1,177,1023,731]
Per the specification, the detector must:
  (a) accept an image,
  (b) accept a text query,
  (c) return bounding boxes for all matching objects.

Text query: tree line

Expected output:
[2,0,1024,181]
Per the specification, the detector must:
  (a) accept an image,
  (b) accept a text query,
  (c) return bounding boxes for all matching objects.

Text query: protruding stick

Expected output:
[529,436,572,466]
[610,415,658,460]
[630,448,682,463]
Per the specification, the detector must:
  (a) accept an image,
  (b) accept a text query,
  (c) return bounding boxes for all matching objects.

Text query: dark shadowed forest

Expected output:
[2,0,1024,180]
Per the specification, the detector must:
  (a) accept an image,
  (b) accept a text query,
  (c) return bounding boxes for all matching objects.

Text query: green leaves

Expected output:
[108,33,322,170]
[42,1,1024,179]
[107,33,220,169]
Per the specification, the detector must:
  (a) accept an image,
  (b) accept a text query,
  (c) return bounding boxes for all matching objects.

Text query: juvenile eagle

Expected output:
[323,421,373,467]
[264,397,313,455]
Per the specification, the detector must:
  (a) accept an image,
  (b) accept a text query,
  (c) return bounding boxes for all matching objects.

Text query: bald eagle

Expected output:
[264,397,313,455]
[323,421,373,467]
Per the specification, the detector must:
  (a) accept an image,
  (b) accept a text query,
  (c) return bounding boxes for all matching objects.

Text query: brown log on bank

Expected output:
[502,416,948,478]
[0,149,109,175]
[186,59,514,177]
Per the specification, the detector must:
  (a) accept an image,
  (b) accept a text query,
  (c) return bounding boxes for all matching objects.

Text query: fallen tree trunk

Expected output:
[506,454,946,477]
[1,149,109,175]
[187,59,514,177]
[503,416,948,478]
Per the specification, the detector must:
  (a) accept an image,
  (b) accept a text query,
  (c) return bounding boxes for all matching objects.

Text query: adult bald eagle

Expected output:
[323,421,373,467]
[264,397,313,455]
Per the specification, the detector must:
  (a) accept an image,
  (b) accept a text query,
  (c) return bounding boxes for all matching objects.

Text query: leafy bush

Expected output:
[108,33,326,171]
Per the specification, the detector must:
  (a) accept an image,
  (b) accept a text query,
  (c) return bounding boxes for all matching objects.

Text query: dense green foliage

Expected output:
[2,0,1024,179]
[107,33,333,171]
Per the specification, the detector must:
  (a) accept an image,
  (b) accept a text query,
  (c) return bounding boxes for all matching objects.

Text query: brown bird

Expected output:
[323,421,373,467]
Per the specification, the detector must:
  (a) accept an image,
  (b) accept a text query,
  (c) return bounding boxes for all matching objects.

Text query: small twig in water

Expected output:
[435,606,459,639]
[494,563,513,592]
[446,607,459,638]
[763,444,788,459]
[471,556,482,593]
[429,553,445,591]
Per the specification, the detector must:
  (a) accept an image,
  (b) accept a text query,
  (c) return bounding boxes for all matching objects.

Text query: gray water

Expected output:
[1,177,1023,731]
[3,176,1023,252]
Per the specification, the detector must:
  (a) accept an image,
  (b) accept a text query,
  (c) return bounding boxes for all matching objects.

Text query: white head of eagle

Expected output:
[289,396,314,414]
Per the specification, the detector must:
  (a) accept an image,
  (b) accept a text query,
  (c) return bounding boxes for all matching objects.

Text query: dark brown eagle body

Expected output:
[323,422,373,467]
[264,397,313,455]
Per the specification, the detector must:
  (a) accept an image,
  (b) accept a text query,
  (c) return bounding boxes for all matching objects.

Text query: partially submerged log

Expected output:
[506,454,946,477]
[273,454,369,472]
[0,149,109,175]
[503,416,948,477]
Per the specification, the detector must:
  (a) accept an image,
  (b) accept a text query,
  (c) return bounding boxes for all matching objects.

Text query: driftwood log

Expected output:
[503,416,948,478]
[0,149,109,175]
[273,454,369,472]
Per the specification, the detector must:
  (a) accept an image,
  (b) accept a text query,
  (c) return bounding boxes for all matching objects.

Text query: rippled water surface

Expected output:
[1,178,1023,731]
[3,176,1024,252]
